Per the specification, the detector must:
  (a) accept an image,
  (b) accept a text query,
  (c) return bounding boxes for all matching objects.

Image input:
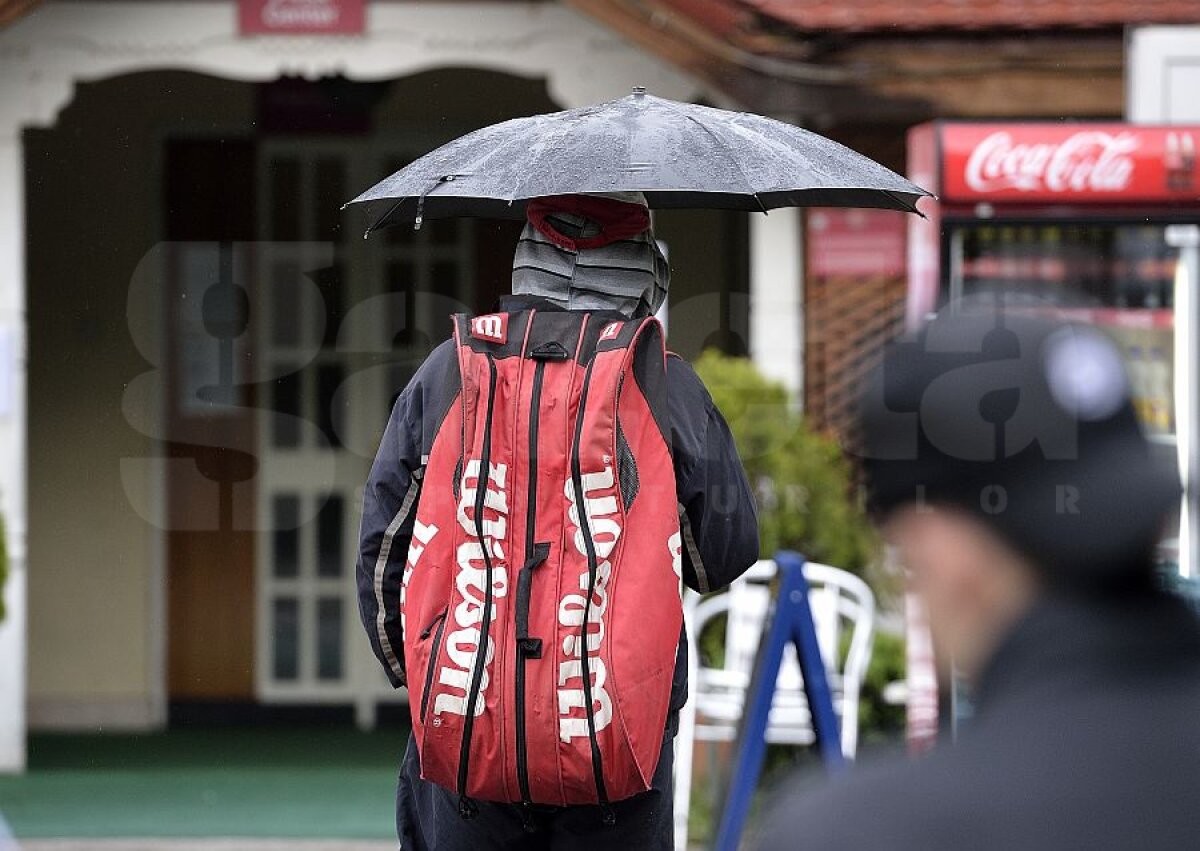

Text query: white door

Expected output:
[255,139,476,725]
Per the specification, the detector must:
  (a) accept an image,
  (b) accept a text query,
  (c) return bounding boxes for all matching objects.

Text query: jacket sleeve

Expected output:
[355,341,457,688]
[355,390,424,688]
[668,355,760,593]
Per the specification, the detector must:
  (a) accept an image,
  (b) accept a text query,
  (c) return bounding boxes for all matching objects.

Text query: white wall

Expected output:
[23,72,261,733]
[1128,27,1200,123]
[1127,27,1200,581]
[0,75,32,776]
[750,209,803,402]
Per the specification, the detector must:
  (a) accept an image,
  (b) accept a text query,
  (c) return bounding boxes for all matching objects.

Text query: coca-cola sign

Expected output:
[965,131,1138,193]
[937,123,1200,203]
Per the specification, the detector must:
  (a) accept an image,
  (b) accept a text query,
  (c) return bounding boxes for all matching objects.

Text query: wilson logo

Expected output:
[470,314,508,344]
[599,322,622,342]
[400,519,440,634]
[668,530,683,598]
[558,466,621,742]
[434,460,510,718]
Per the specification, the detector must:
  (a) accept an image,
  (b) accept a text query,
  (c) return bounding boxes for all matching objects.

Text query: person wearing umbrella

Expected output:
[356,191,760,850]
[756,308,1200,850]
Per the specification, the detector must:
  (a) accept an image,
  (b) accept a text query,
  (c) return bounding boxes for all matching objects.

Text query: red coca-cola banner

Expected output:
[938,123,1200,203]
[240,0,365,35]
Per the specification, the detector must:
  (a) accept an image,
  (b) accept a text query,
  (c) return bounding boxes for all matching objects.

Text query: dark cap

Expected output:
[858,308,1181,588]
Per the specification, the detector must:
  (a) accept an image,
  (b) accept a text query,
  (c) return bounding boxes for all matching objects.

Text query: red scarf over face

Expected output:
[526,194,651,252]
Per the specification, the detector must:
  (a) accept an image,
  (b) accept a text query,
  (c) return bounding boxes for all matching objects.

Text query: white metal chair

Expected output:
[673,559,876,850]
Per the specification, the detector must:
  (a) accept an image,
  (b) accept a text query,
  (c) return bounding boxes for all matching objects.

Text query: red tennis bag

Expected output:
[400,308,683,815]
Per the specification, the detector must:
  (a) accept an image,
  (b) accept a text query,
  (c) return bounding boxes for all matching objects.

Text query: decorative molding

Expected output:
[0,2,703,132]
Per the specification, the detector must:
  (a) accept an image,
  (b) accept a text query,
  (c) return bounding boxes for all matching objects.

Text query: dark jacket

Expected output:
[756,588,1200,851]
[356,296,759,714]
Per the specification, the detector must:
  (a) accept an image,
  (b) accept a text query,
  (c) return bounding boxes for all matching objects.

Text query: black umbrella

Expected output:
[345,87,931,235]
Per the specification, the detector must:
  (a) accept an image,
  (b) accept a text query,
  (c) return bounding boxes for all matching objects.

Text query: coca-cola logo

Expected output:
[964,131,1139,194]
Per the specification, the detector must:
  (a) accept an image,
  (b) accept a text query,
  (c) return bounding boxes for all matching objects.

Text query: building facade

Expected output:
[0,0,764,772]
[3,0,1194,774]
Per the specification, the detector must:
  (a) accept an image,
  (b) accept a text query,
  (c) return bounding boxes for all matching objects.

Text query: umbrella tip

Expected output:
[632,85,647,97]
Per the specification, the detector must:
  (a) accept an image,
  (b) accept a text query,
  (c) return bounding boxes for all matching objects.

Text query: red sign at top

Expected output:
[239,0,364,35]
[936,123,1200,203]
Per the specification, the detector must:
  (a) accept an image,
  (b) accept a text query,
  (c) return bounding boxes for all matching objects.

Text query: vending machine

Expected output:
[907,122,1199,560]
[904,122,1200,744]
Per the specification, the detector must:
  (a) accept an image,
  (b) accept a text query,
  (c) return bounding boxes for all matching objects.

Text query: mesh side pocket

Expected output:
[616,421,640,510]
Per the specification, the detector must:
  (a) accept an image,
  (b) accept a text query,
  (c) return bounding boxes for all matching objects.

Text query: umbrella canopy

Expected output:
[345,88,931,235]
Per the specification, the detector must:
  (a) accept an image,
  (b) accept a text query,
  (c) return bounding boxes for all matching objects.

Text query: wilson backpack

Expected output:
[400,308,684,819]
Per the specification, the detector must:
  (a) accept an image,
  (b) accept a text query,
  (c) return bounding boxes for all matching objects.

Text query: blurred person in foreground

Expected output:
[757,307,1199,850]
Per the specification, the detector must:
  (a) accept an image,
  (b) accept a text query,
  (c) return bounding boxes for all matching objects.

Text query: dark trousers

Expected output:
[396,731,676,850]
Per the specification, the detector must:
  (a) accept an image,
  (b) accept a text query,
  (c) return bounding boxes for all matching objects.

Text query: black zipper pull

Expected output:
[520,803,538,833]
[419,609,447,640]
[601,802,616,826]
[458,795,478,820]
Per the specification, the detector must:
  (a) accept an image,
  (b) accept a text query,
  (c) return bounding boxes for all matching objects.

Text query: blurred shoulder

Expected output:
[753,753,974,851]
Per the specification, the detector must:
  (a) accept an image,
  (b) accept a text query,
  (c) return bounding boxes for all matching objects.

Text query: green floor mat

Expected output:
[0,727,410,839]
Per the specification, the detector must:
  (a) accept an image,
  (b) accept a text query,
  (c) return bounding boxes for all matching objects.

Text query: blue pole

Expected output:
[779,551,845,770]
[713,551,845,851]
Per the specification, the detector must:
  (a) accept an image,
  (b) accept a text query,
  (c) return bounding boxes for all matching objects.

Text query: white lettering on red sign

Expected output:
[433,460,509,718]
[964,131,1139,194]
[400,519,440,634]
[239,0,364,34]
[668,529,683,598]
[558,467,620,742]
[470,314,508,344]
[262,0,339,28]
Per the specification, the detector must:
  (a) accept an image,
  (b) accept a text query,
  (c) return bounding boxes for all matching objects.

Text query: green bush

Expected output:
[858,629,906,742]
[692,350,904,744]
[680,354,907,841]
[692,349,877,574]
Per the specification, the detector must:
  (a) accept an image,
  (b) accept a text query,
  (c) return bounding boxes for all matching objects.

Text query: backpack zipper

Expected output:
[568,354,614,822]
[515,358,547,818]
[418,608,449,724]
[456,353,498,819]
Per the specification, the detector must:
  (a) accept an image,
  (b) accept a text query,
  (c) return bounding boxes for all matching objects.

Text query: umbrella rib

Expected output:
[887,190,927,218]
[386,115,548,208]
[507,112,578,201]
[465,132,548,200]
[720,115,844,189]
[713,107,911,194]
[653,99,766,212]
[363,197,405,238]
